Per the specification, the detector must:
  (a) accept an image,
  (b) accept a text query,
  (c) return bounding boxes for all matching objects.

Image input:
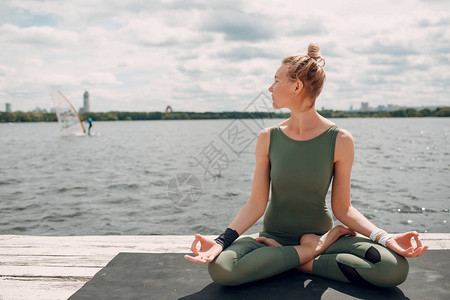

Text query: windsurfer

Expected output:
[87,117,93,135]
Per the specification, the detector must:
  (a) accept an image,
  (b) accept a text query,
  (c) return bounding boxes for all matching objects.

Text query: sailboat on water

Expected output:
[52,91,86,136]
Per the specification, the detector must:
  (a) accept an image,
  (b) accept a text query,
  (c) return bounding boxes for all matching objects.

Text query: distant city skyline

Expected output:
[0,0,449,112]
[5,101,443,114]
[352,102,439,113]
[0,91,447,114]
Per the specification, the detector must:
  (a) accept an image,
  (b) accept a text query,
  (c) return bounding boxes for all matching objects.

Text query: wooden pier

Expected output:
[0,234,449,300]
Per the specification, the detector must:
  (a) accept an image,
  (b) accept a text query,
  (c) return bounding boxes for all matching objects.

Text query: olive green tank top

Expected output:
[260,124,340,246]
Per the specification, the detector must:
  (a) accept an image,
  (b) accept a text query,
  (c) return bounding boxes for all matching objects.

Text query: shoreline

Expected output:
[1,107,449,123]
[0,234,449,299]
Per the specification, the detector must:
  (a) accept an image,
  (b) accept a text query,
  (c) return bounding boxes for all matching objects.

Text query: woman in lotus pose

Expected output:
[185,43,428,287]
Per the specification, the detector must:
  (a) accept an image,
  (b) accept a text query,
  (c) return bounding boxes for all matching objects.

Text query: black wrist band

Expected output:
[214,228,239,250]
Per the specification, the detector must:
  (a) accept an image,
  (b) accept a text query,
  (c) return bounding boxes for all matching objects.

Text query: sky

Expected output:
[0,0,449,112]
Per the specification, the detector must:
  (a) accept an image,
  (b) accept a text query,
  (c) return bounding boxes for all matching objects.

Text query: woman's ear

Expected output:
[294,80,304,94]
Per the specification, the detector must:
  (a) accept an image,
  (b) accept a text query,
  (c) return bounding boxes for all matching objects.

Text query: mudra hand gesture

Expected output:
[386,231,428,258]
[184,234,223,264]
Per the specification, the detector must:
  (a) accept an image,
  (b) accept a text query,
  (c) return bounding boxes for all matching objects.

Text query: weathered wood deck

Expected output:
[1,234,449,300]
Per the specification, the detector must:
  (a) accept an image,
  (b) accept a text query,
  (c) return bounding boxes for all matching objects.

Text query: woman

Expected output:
[184,43,428,287]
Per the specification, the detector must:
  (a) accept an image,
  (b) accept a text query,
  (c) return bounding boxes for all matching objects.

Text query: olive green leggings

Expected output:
[208,235,409,287]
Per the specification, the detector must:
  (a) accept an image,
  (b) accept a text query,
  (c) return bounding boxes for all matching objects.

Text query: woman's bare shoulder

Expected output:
[335,128,354,162]
[259,127,271,135]
[256,126,275,156]
[336,128,354,141]
[258,119,287,137]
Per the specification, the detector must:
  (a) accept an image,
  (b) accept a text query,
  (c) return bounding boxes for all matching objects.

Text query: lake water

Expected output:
[0,118,449,236]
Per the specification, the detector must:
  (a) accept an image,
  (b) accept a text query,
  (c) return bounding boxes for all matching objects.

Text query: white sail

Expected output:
[53,91,86,135]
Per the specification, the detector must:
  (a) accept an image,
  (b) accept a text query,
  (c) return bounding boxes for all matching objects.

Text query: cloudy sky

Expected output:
[0,0,449,112]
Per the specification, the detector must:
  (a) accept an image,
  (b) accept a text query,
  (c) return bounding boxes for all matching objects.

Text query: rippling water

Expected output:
[0,118,449,235]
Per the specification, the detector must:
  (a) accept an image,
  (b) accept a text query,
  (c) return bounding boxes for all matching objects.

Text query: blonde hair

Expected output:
[282,43,326,100]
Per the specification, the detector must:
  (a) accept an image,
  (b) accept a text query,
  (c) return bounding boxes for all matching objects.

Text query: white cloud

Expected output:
[0,24,78,46]
[1,0,449,112]
[83,72,122,86]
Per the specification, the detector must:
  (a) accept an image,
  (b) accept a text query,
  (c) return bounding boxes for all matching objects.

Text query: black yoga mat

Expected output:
[69,250,449,300]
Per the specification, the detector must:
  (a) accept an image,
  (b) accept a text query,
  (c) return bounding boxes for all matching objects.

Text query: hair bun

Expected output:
[308,42,325,66]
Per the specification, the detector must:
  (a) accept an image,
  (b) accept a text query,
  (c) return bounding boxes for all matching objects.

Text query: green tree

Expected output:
[436,107,450,117]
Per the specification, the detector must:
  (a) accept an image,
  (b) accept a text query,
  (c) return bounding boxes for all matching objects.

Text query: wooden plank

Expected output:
[0,235,200,256]
[0,266,100,277]
[0,234,448,300]
[0,235,200,300]
[0,234,447,254]
[0,255,111,267]
[0,276,88,300]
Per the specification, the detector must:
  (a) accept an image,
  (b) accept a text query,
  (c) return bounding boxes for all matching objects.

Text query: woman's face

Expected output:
[268,64,298,109]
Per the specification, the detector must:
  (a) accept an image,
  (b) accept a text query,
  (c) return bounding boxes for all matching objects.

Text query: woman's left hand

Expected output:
[385,231,429,257]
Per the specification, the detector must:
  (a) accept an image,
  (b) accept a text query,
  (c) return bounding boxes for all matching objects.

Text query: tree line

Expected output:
[1,107,449,123]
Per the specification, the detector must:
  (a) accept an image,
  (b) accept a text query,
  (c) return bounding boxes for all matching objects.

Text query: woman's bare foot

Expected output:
[255,236,282,247]
[294,225,355,271]
[300,225,355,255]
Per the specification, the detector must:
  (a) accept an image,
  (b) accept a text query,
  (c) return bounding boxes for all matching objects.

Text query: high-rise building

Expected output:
[360,102,369,112]
[377,105,386,112]
[387,104,398,112]
[83,91,90,113]
[5,103,11,112]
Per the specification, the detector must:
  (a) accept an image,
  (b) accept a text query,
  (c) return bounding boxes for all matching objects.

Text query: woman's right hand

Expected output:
[184,234,223,264]
[385,231,428,258]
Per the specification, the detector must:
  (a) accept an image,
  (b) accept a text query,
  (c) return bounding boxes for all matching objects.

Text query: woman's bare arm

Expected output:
[184,127,271,263]
[331,129,378,236]
[227,127,271,235]
[331,129,428,257]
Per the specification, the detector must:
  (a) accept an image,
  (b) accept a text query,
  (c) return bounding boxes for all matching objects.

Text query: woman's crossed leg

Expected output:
[208,225,354,286]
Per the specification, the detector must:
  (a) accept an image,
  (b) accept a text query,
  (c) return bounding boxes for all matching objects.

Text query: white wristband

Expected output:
[378,234,393,247]
[369,229,386,242]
